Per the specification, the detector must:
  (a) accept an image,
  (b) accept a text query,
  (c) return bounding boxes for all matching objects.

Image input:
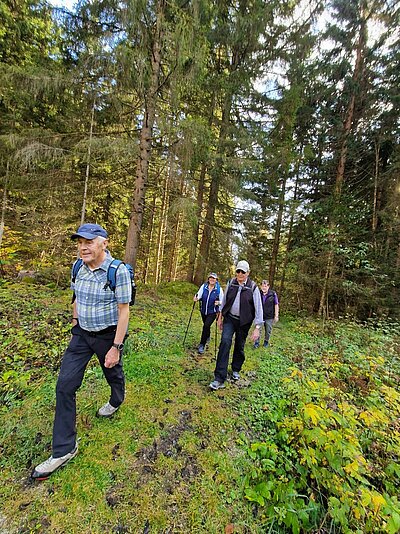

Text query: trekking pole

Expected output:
[183,301,196,347]
[214,312,220,360]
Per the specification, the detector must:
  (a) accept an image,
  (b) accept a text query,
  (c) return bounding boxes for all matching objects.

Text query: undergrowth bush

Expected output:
[245,320,400,533]
[0,284,70,409]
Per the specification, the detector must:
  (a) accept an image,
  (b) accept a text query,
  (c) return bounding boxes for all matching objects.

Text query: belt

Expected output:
[83,325,117,337]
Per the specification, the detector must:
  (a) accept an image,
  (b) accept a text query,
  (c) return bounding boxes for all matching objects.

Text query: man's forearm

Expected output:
[114,303,130,344]
[72,302,78,324]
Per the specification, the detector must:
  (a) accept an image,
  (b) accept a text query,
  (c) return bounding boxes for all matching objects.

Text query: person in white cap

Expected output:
[209,260,263,390]
[194,272,224,354]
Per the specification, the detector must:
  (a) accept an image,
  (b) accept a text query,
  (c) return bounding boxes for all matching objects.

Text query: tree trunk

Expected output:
[279,165,300,295]
[318,18,366,317]
[186,163,206,283]
[372,139,380,239]
[155,171,169,284]
[143,190,157,284]
[171,212,183,280]
[125,0,165,270]
[194,168,218,286]
[187,91,215,284]
[0,160,9,249]
[81,98,95,225]
[167,173,184,281]
[269,174,287,287]
[194,93,232,286]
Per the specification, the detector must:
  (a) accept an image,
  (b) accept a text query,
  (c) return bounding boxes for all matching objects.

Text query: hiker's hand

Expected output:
[193,296,198,302]
[273,316,279,324]
[217,316,223,331]
[105,347,120,368]
[250,328,260,342]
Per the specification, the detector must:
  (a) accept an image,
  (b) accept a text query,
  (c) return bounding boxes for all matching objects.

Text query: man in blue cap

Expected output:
[32,223,132,480]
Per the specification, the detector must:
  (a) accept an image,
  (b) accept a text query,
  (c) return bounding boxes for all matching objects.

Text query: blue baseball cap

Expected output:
[71,223,108,240]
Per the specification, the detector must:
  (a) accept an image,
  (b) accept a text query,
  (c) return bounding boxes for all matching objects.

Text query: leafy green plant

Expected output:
[0,284,71,408]
[245,319,400,533]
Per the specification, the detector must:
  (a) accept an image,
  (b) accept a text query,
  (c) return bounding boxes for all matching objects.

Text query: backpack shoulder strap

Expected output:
[71,258,83,282]
[71,258,83,304]
[106,259,123,292]
[244,278,256,291]
[124,262,134,280]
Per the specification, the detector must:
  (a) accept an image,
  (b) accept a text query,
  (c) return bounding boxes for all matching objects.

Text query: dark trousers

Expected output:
[200,312,217,345]
[52,324,125,457]
[214,315,252,382]
[264,319,274,343]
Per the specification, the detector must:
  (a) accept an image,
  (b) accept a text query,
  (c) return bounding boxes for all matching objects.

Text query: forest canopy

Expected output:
[0,0,399,319]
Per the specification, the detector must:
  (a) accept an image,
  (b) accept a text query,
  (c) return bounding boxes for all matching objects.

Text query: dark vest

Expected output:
[222,277,256,326]
[261,289,276,320]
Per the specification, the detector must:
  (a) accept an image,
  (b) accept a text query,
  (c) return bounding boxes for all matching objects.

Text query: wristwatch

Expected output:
[112,342,124,351]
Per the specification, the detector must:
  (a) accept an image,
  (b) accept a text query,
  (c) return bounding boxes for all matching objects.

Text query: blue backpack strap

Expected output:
[126,263,136,305]
[71,258,83,283]
[71,258,83,303]
[106,260,135,304]
[105,259,123,292]
[124,263,135,284]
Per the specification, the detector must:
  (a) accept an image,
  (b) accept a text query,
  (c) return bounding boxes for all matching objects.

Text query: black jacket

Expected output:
[222,277,256,325]
[260,289,277,320]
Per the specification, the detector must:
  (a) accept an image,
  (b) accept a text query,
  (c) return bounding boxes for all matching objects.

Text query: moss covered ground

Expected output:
[0,282,399,533]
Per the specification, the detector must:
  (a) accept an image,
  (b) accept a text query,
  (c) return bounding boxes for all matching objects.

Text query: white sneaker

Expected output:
[232,371,240,381]
[209,380,225,390]
[97,401,119,417]
[31,443,78,480]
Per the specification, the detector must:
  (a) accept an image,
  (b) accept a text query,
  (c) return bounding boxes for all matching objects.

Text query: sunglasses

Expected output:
[236,269,246,274]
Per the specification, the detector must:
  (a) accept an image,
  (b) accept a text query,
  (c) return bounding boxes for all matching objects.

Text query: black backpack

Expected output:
[72,258,136,305]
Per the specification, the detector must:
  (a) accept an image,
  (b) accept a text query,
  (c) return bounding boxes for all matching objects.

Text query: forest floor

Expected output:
[0,282,399,533]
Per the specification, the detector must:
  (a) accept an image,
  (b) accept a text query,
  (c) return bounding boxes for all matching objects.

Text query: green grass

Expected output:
[0,284,399,533]
[0,283,263,533]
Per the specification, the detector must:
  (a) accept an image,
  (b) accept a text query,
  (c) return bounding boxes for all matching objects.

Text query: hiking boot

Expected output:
[31,443,78,480]
[198,344,205,354]
[253,341,259,349]
[209,380,225,390]
[97,401,119,418]
[232,371,240,381]
[263,341,269,348]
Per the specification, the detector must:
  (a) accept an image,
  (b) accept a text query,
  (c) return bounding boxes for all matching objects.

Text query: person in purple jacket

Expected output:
[254,280,279,348]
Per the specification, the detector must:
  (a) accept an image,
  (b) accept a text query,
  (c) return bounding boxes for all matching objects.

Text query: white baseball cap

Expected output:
[235,260,250,273]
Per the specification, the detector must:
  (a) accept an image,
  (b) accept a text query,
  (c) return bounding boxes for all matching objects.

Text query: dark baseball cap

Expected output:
[71,223,108,240]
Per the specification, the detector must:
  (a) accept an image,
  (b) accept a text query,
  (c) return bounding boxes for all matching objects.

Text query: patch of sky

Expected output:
[48,0,75,9]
